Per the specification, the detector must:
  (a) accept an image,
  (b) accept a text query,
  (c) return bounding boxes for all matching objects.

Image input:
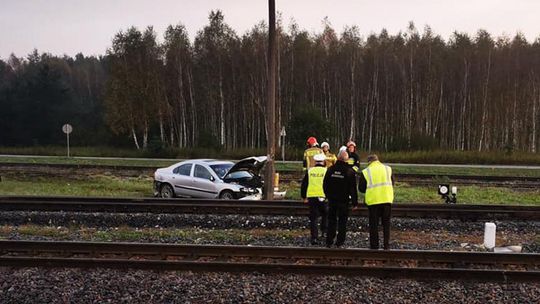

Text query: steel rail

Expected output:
[1,240,538,282]
[0,196,538,220]
[2,162,539,182]
[2,155,540,168]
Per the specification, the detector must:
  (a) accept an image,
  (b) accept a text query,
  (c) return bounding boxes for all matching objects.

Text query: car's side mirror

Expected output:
[210,176,215,182]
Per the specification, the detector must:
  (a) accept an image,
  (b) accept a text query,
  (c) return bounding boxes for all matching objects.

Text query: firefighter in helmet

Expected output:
[303,136,323,171]
[321,142,337,168]
[345,140,360,172]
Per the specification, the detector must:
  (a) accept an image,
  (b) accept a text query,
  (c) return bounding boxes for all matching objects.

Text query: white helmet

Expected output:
[321,142,330,149]
[313,153,326,162]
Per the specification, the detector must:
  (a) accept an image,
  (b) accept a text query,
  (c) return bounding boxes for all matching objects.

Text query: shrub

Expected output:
[287,106,334,149]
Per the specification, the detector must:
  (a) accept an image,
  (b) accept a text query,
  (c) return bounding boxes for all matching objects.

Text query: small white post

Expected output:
[280,127,286,161]
[484,222,496,249]
[67,132,70,157]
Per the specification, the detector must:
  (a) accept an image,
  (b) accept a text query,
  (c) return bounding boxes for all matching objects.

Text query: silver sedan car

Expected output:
[153,156,266,199]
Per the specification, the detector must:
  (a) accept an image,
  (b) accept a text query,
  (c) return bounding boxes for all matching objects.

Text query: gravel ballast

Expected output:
[1,268,539,304]
[1,212,538,252]
[1,213,539,303]
[1,211,538,231]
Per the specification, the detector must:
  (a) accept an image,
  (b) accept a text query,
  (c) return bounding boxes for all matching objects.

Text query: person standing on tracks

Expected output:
[345,140,361,173]
[357,154,394,250]
[300,153,328,245]
[303,136,323,171]
[323,149,358,248]
[321,142,337,168]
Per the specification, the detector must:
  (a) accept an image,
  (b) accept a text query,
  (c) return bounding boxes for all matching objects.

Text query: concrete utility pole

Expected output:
[264,0,277,200]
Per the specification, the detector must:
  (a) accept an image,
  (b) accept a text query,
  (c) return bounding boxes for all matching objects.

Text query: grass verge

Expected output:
[0,176,151,197]
[1,146,540,165]
[0,225,303,243]
[1,155,539,177]
[1,176,538,205]
[281,182,540,205]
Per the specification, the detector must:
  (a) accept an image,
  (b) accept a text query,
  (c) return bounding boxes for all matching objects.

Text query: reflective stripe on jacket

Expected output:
[361,161,394,205]
[307,166,327,198]
[346,152,360,172]
[303,147,323,170]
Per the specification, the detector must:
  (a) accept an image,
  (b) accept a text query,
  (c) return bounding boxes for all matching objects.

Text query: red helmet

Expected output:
[347,140,356,147]
[307,136,318,146]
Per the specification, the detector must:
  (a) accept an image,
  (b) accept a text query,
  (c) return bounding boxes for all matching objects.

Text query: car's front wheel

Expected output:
[219,190,235,200]
[160,184,175,198]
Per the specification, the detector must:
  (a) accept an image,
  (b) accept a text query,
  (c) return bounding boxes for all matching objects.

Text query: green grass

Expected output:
[0,146,268,160]
[2,146,540,165]
[1,154,539,177]
[391,185,540,205]
[0,225,303,243]
[0,146,148,158]
[378,150,540,165]
[17,225,70,238]
[1,175,538,205]
[391,166,540,177]
[282,182,540,205]
[0,176,152,197]
[0,156,176,167]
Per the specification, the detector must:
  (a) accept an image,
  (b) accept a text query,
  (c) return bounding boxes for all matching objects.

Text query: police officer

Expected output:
[358,154,394,250]
[301,153,328,245]
[321,142,337,168]
[303,136,323,171]
[345,140,361,173]
[323,149,358,248]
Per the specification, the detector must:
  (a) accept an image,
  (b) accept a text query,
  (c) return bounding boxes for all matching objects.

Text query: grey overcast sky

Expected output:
[1,0,540,59]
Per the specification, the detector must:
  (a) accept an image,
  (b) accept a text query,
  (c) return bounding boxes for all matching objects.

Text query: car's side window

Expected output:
[174,164,192,176]
[194,164,212,180]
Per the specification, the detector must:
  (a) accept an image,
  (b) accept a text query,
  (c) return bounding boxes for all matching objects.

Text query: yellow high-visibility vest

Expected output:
[362,161,394,205]
[307,166,327,198]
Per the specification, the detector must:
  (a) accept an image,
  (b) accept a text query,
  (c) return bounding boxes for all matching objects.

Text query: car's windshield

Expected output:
[210,163,233,179]
[225,171,253,179]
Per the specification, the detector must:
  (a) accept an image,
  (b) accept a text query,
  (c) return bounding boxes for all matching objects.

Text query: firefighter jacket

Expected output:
[303,147,323,170]
[323,151,337,168]
[346,151,361,172]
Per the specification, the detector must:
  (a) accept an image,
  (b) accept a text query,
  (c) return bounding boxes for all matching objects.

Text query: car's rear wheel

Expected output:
[219,190,235,200]
[160,184,175,198]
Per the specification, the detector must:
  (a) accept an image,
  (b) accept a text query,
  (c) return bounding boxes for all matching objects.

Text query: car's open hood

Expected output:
[225,156,267,177]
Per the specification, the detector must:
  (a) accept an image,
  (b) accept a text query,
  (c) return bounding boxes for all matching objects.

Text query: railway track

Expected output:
[2,162,540,187]
[1,240,538,282]
[279,173,540,188]
[1,196,539,221]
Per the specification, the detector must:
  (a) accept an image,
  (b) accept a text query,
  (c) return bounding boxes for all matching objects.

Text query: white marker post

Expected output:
[280,127,286,161]
[62,123,73,157]
[484,222,496,249]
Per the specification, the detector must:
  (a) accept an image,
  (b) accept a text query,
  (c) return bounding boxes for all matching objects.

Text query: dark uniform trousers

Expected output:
[326,200,349,247]
[308,198,328,241]
[367,203,392,249]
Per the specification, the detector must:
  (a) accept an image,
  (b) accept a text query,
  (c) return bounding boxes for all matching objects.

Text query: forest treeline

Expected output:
[1,11,539,152]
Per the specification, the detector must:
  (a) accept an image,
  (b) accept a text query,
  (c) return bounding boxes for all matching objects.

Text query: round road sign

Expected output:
[62,124,73,134]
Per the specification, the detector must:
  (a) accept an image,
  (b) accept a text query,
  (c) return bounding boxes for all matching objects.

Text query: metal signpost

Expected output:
[62,123,73,157]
